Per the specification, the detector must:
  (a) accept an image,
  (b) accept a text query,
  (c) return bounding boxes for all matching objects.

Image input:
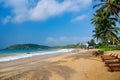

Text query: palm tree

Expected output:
[91,12,120,45]
[87,39,96,47]
[93,25,120,45]
[91,11,110,26]
[93,0,120,21]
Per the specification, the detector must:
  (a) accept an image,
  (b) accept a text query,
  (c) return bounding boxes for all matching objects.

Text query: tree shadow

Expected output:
[66,51,102,62]
[86,57,102,62]
[0,60,75,80]
[66,51,93,61]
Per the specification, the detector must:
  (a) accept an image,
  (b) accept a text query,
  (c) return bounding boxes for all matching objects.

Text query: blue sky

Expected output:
[0,0,95,49]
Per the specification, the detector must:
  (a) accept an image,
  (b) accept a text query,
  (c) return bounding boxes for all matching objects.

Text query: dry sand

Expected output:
[0,49,120,80]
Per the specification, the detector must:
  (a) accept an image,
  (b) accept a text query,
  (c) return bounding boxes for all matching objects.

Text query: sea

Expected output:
[0,49,75,62]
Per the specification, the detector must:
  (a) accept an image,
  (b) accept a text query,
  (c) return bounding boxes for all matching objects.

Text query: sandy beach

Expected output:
[0,49,120,80]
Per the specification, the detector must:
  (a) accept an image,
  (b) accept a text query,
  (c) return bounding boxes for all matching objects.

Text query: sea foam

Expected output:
[0,49,74,62]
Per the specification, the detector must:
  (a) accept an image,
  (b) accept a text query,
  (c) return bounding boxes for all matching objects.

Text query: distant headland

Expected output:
[5,44,51,50]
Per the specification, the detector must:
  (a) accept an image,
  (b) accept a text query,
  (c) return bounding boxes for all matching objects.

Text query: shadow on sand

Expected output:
[0,60,76,80]
[66,51,93,60]
[66,51,102,62]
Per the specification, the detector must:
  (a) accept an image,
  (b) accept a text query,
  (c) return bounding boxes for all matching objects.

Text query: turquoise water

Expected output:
[0,49,74,62]
[0,49,52,54]
[0,49,55,60]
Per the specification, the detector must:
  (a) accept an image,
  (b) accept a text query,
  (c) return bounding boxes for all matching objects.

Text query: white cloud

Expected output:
[46,36,91,45]
[71,15,87,22]
[1,0,92,23]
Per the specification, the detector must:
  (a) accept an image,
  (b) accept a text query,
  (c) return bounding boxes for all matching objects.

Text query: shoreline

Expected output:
[0,50,74,69]
[0,49,120,80]
[0,48,75,62]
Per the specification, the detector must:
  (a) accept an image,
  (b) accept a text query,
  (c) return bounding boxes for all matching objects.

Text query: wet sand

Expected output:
[0,49,120,80]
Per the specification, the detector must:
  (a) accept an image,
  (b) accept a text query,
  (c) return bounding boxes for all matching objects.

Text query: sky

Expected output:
[0,0,95,49]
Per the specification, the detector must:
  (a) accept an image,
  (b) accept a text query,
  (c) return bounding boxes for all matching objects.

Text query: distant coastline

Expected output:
[5,44,51,50]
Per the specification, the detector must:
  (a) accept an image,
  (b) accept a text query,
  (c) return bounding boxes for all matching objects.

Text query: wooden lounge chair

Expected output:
[108,64,120,72]
[104,58,120,72]
[105,61,120,64]
[101,54,118,61]
[101,53,120,72]
[104,58,120,64]
[93,50,104,56]
[107,63,120,66]
[108,66,120,72]
[106,62,120,67]
[101,53,114,58]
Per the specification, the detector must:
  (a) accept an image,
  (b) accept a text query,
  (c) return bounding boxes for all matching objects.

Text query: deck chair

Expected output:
[104,58,120,64]
[101,53,114,58]
[93,50,104,56]
[108,65,120,72]
[101,54,118,61]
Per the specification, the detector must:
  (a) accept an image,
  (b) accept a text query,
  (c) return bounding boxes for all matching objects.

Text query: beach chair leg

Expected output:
[108,66,114,72]
[108,68,114,72]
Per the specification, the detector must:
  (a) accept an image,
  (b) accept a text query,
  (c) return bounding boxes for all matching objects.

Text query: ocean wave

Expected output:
[0,49,74,62]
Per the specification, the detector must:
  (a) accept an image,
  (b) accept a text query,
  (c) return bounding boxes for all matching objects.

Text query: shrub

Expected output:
[96,43,120,51]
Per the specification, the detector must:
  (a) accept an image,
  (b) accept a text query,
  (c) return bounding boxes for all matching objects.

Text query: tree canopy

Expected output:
[91,0,120,45]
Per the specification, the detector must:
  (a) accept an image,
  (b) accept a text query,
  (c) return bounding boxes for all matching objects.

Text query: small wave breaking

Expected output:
[0,49,74,62]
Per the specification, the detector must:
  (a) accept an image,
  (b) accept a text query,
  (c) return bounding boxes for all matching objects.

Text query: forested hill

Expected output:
[5,44,51,50]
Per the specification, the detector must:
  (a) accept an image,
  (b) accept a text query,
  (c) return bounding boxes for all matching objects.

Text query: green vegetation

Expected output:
[93,0,120,21]
[90,0,120,51]
[6,44,51,50]
[53,43,86,49]
[91,12,120,44]
[87,39,96,48]
[5,43,87,50]
[96,43,120,51]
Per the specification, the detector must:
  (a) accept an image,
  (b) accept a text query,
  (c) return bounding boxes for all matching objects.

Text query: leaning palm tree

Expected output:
[91,12,120,45]
[93,26,120,45]
[93,0,120,21]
